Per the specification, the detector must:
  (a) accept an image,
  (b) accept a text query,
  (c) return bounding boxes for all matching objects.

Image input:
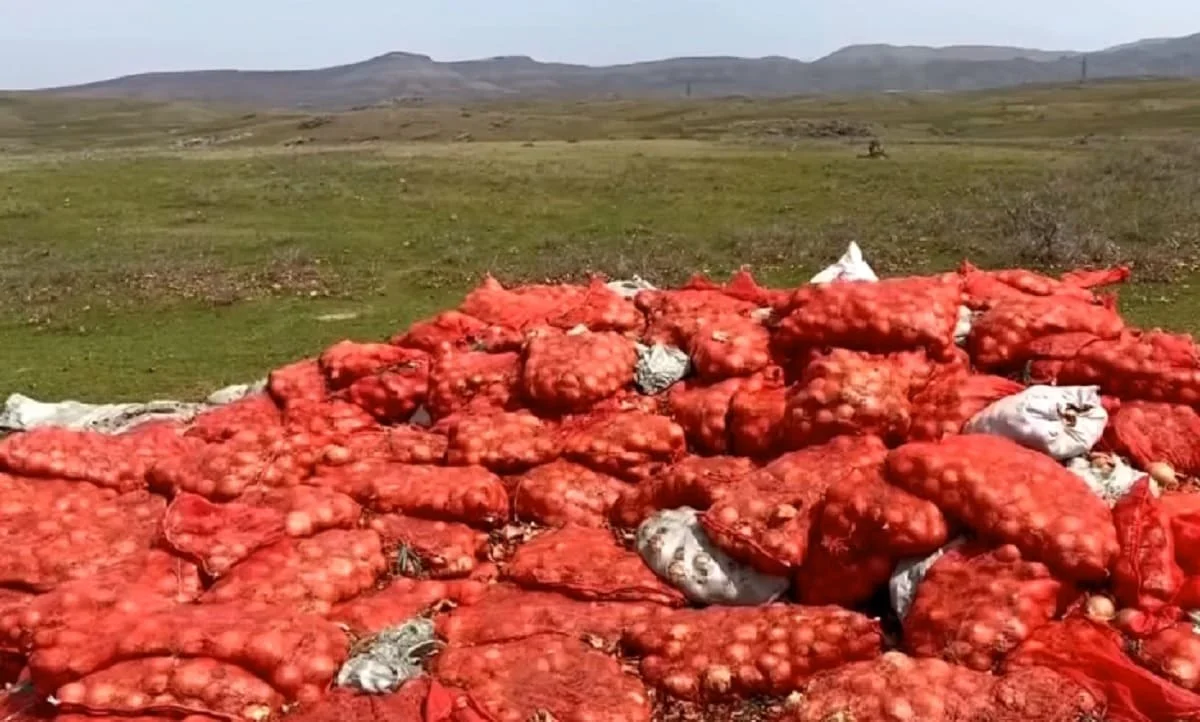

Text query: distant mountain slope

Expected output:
[816,44,1079,65]
[24,33,1200,109]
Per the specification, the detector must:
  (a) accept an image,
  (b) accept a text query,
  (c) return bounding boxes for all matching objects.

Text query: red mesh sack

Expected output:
[792,546,896,608]
[281,397,378,440]
[886,435,1119,581]
[610,456,755,529]
[162,490,283,578]
[1039,331,1200,406]
[908,370,1024,442]
[688,314,772,381]
[1007,618,1200,722]
[561,411,687,481]
[796,468,949,607]
[391,310,496,355]
[776,274,962,358]
[243,485,362,536]
[728,384,787,458]
[505,526,685,606]
[816,468,949,557]
[55,710,219,714]
[636,287,757,348]
[163,487,361,576]
[700,437,888,575]
[666,377,756,455]
[681,268,788,308]
[459,276,586,330]
[319,340,425,389]
[186,394,281,443]
[369,514,488,578]
[330,577,488,635]
[1061,264,1132,289]
[437,584,654,647]
[784,652,992,722]
[903,543,1069,672]
[55,716,218,722]
[1023,331,1104,383]
[987,666,1105,722]
[427,351,521,420]
[785,652,1099,722]
[345,357,431,422]
[959,260,1106,310]
[344,462,509,526]
[201,529,386,615]
[968,297,1125,370]
[1112,478,1183,613]
[1136,622,1200,692]
[433,634,651,722]
[1,550,201,658]
[548,278,644,332]
[636,286,756,319]
[0,480,164,592]
[29,603,348,702]
[1164,492,1200,577]
[0,588,33,654]
[0,426,190,493]
[623,605,882,701]
[522,331,636,412]
[268,683,434,722]
[267,359,327,408]
[511,460,628,528]
[55,656,284,720]
[1106,401,1200,477]
[443,410,560,472]
[780,349,926,448]
[320,426,448,467]
[149,427,312,501]
[590,389,665,416]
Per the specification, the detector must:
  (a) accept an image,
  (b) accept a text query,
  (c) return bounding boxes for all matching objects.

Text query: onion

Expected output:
[271,662,304,691]
[1149,462,1177,487]
[57,682,86,705]
[85,681,119,708]
[1114,608,1146,633]
[172,662,213,697]
[1168,657,1200,687]
[212,629,248,658]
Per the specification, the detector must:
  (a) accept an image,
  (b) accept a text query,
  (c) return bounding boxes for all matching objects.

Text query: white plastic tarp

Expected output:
[810,242,879,284]
[0,380,266,435]
[637,507,789,606]
[964,385,1107,461]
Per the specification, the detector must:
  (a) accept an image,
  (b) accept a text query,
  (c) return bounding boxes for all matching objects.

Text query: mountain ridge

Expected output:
[21,33,1200,109]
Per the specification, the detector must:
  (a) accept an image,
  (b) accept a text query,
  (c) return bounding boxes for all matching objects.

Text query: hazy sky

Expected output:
[2,0,1196,89]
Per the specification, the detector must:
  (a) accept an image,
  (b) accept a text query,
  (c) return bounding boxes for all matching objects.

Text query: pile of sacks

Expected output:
[4,244,1200,721]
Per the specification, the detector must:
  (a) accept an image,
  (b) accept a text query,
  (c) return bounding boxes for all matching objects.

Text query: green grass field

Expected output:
[3,80,1200,401]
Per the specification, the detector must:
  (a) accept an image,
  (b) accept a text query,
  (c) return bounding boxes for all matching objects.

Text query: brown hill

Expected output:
[24,33,1200,109]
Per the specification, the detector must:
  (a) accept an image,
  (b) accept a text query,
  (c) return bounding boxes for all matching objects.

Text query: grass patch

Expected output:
[4,82,1200,400]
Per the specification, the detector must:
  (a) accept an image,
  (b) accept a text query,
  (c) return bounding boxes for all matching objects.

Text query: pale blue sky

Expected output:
[2,0,1196,89]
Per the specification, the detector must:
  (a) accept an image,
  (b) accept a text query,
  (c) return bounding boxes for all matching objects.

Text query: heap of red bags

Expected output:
[8,256,1200,722]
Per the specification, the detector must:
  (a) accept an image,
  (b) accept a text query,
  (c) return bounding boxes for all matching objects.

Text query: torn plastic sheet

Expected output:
[0,380,267,434]
[635,343,690,395]
[607,277,657,299]
[336,617,441,694]
[205,380,268,406]
[1066,453,1147,507]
